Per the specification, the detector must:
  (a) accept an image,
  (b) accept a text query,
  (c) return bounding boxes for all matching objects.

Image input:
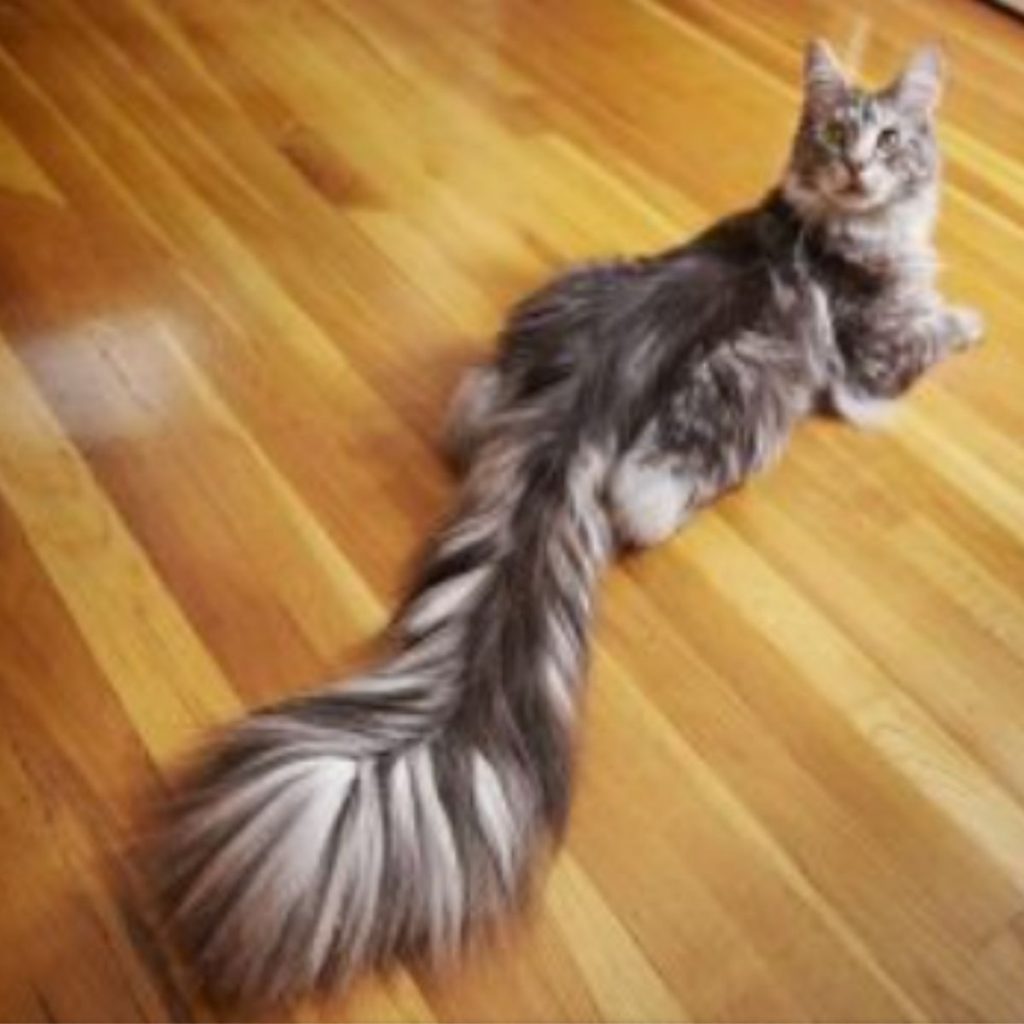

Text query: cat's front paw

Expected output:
[945,306,986,351]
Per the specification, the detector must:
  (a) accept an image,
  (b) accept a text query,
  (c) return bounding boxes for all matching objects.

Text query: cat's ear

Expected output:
[890,43,944,115]
[803,39,848,114]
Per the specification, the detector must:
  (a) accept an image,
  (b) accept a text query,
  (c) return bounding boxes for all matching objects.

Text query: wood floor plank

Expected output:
[599,560,1023,1020]
[0,339,238,761]
[0,486,193,1021]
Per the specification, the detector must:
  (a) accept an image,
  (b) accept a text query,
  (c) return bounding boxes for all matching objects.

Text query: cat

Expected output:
[151,39,983,1003]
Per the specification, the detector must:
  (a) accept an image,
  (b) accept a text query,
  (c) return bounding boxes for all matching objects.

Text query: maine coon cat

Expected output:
[153,40,983,1002]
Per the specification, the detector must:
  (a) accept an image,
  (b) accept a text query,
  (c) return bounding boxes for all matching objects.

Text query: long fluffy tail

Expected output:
[152,421,614,1003]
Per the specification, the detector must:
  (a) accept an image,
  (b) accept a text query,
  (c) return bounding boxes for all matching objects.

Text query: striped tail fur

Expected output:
[153,423,614,1003]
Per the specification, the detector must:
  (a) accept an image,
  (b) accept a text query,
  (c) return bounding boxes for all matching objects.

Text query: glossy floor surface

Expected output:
[2,0,1024,1020]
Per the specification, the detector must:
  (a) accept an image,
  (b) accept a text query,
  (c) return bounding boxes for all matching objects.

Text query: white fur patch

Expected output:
[403,566,489,636]
[610,459,691,548]
[832,387,899,428]
[472,752,518,886]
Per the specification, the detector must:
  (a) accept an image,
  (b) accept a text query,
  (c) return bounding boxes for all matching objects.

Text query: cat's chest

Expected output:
[815,249,931,340]
[826,267,887,334]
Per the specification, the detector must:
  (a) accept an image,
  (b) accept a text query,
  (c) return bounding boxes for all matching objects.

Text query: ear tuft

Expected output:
[891,43,944,115]
[803,38,848,113]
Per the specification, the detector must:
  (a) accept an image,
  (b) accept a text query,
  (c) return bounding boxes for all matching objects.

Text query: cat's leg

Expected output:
[608,446,695,549]
[829,388,901,428]
[831,302,984,428]
[610,325,818,547]
[443,364,503,472]
[942,304,986,352]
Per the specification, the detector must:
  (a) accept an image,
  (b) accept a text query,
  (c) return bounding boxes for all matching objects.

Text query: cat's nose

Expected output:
[842,157,869,185]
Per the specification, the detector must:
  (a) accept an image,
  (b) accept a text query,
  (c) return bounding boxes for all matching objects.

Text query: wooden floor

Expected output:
[2,0,1024,1020]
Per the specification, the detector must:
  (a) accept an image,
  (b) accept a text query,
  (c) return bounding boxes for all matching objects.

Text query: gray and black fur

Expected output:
[152,40,982,1003]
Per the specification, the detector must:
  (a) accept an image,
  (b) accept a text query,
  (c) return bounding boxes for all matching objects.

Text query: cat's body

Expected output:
[154,42,981,1003]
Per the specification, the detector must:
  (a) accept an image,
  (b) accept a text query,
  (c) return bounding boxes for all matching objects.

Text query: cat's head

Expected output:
[785,40,943,217]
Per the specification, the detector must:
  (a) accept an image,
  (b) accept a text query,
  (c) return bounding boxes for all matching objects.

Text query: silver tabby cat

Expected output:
[153,41,983,1003]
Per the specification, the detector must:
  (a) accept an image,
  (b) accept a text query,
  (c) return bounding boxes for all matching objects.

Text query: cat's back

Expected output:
[494,196,791,405]
[616,199,793,347]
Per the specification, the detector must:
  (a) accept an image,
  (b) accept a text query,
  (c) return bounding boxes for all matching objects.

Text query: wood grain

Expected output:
[1,0,1022,1019]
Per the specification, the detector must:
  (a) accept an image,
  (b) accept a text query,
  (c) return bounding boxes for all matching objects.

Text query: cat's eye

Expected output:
[877,127,900,152]
[823,121,846,147]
